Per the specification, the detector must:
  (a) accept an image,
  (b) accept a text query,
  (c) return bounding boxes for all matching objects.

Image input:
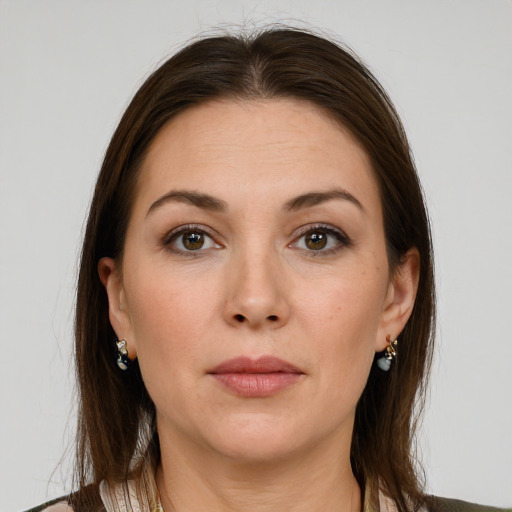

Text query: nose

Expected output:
[223,247,290,329]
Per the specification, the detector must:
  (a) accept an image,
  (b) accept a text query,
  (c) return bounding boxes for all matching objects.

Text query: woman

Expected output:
[27,27,507,512]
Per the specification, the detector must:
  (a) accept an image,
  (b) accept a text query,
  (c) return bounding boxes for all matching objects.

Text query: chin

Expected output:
[203,413,307,463]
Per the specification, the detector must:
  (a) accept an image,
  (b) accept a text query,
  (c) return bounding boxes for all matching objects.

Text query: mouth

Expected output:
[208,356,304,398]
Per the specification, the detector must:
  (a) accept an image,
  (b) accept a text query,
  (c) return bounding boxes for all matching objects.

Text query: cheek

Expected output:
[122,266,224,425]
[124,265,220,367]
[296,265,386,340]
[295,267,386,395]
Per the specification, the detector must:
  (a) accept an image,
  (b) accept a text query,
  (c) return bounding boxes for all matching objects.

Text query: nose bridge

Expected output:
[224,237,289,328]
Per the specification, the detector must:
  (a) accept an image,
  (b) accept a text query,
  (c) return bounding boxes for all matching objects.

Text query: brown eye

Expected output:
[305,232,327,250]
[166,226,221,254]
[182,231,204,250]
[291,225,350,254]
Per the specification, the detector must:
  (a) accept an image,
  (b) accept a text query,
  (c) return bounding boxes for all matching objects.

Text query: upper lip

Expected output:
[209,356,303,374]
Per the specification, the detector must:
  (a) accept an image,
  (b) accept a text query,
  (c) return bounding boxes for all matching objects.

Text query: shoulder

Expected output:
[428,496,512,512]
[23,497,73,512]
[23,485,104,512]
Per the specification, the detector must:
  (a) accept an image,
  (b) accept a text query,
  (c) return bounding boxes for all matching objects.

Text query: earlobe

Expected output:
[98,257,137,359]
[376,248,420,351]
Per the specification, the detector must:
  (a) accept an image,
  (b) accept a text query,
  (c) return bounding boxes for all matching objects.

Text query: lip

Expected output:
[208,356,304,398]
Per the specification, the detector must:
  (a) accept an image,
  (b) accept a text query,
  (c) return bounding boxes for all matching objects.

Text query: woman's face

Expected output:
[100,99,417,463]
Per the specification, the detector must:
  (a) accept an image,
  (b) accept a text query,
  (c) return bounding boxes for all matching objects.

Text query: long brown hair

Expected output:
[74,27,435,511]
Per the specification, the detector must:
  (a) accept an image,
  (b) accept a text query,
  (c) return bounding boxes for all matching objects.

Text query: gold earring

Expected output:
[376,335,398,372]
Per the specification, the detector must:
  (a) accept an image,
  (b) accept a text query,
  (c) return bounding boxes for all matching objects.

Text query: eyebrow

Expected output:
[283,188,364,212]
[147,190,228,216]
[146,187,363,217]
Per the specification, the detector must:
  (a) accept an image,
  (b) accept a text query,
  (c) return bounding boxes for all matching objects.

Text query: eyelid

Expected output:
[163,223,213,242]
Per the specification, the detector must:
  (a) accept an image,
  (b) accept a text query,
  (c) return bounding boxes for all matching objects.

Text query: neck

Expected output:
[156,431,361,512]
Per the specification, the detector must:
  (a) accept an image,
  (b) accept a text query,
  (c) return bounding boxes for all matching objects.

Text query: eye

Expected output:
[291,225,350,254]
[165,225,221,254]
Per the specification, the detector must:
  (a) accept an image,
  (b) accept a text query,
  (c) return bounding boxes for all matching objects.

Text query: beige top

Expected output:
[38,504,73,512]
[95,478,422,512]
[37,470,429,512]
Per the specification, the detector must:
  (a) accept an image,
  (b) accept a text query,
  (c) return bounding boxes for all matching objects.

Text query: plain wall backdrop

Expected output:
[1,1,511,510]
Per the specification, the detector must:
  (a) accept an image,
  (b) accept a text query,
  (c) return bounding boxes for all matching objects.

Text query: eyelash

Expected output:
[162,223,351,256]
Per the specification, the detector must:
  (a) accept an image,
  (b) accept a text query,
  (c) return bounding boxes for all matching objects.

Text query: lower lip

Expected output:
[212,373,302,397]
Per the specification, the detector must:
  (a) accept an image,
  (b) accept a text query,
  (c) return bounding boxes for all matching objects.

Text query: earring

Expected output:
[376,335,398,372]
[116,339,131,371]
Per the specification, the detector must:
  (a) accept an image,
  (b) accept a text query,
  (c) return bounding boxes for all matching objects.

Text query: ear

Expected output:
[375,248,420,351]
[98,257,137,360]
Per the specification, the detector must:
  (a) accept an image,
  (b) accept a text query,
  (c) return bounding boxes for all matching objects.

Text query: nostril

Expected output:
[234,314,245,323]
[267,315,278,321]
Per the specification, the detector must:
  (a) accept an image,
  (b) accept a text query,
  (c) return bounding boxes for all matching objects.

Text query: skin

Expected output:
[99,98,419,512]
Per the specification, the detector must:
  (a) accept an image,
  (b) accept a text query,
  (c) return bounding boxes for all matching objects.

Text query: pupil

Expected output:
[306,232,327,250]
[183,232,204,250]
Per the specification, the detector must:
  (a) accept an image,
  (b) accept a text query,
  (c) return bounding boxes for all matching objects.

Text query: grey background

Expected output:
[1,1,511,510]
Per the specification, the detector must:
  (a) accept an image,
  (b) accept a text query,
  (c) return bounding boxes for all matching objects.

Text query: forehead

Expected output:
[136,98,380,212]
